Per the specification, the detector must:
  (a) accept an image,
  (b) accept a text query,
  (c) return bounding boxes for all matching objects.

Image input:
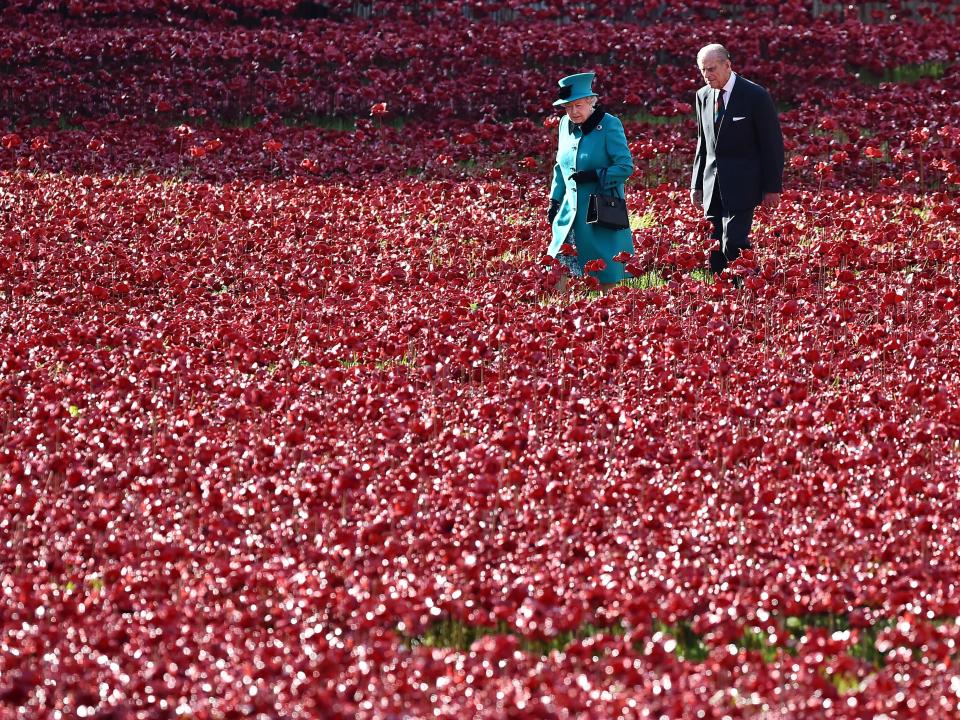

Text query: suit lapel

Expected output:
[715,78,740,139]
[701,88,716,143]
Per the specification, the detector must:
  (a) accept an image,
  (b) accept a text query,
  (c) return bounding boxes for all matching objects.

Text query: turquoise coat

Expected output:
[548,109,634,284]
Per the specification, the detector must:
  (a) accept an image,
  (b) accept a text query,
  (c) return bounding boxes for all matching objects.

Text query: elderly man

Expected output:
[690,44,784,275]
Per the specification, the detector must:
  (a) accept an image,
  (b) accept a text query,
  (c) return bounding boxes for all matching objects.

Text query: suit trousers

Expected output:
[707,192,754,273]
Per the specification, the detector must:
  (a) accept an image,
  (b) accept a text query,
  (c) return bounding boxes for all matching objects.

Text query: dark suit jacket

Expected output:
[691,75,784,212]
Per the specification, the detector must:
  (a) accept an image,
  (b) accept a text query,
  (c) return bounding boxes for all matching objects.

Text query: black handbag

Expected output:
[586,168,630,230]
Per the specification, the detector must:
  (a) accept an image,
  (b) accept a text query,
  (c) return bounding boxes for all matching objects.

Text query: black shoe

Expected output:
[709,250,727,274]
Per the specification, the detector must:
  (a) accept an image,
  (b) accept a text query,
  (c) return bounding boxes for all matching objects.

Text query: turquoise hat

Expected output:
[553,72,597,107]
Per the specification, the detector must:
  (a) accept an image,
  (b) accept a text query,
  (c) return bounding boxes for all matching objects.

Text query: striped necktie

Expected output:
[714,89,726,131]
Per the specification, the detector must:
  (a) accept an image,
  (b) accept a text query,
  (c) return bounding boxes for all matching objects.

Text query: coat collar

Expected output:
[568,105,606,135]
[720,72,737,99]
[701,73,738,98]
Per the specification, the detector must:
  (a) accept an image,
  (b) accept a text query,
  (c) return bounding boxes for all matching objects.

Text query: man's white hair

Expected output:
[697,43,731,66]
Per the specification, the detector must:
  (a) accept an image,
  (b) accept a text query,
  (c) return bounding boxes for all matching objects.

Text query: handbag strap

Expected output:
[598,168,623,199]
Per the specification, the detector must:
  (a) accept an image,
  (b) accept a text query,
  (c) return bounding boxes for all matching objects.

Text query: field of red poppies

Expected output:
[2,1,960,718]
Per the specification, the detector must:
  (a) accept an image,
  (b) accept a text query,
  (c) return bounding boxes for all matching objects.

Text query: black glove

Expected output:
[570,169,600,183]
[547,199,560,224]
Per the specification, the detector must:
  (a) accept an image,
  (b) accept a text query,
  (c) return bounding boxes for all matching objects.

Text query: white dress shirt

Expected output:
[718,71,737,108]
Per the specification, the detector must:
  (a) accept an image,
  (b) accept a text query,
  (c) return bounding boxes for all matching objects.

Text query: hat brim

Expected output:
[552,92,597,107]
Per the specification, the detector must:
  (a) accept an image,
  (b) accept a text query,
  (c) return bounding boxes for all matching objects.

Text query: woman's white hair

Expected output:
[565,95,599,107]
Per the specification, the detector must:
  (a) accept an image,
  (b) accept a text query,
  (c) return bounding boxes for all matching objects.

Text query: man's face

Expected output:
[563,97,595,124]
[699,54,732,89]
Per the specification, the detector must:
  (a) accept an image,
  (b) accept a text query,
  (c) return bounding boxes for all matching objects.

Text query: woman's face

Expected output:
[563,97,595,124]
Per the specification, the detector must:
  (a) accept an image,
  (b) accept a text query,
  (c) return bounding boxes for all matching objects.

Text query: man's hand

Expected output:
[690,189,702,208]
[762,192,780,209]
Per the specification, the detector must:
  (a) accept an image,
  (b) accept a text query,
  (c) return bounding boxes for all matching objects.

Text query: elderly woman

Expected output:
[547,72,634,292]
